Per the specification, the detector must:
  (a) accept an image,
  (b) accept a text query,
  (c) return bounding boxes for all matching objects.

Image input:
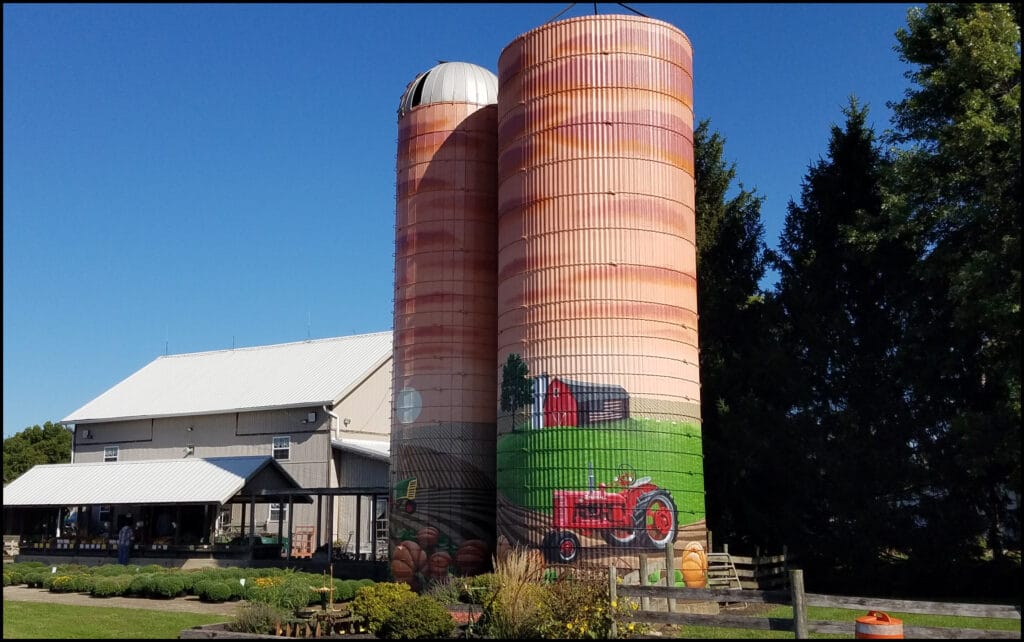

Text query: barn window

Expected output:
[103,446,119,462]
[269,503,288,522]
[272,436,290,461]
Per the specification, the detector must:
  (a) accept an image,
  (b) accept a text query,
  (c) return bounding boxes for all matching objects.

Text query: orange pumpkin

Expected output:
[680,541,708,588]
[393,540,428,573]
[428,551,451,578]
[416,526,440,550]
[454,540,489,575]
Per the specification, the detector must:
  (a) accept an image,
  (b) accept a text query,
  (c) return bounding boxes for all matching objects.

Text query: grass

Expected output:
[672,605,1022,639]
[2,600,228,639]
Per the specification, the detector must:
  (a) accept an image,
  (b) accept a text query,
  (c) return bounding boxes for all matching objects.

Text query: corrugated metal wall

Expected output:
[390,70,499,586]
[495,14,707,569]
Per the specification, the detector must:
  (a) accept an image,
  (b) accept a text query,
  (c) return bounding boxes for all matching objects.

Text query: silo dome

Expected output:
[398,61,498,118]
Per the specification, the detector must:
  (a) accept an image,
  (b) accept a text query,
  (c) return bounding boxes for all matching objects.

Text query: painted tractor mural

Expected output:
[542,463,677,564]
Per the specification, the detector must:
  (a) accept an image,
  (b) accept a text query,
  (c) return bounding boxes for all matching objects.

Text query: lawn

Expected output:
[2,600,228,639]
[672,605,1022,639]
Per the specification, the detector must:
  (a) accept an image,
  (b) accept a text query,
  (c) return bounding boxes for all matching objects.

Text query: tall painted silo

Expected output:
[495,15,706,570]
[391,61,499,587]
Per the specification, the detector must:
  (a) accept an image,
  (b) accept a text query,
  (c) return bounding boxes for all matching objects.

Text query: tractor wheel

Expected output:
[605,524,638,547]
[542,530,581,564]
[632,490,677,549]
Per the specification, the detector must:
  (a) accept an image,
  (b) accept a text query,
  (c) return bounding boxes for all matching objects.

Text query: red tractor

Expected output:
[542,463,677,564]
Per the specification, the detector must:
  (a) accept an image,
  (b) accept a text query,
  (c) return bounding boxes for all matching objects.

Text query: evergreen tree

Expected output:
[885,3,1021,563]
[772,99,918,587]
[693,120,782,549]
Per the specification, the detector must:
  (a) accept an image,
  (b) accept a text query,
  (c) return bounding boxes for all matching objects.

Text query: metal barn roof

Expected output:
[332,437,390,462]
[1,456,307,507]
[62,331,392,424]
[398,61,498,118]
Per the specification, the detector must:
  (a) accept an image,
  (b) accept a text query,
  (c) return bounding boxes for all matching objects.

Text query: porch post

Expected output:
[355,495,362,559]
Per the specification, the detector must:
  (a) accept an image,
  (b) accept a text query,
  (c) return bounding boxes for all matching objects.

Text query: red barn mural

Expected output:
[543,377,630,427]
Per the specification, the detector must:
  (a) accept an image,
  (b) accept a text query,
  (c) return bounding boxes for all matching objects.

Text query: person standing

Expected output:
[117,521,135,565]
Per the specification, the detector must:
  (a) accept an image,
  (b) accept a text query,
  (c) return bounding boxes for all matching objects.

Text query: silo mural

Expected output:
[495,15,706,570]
[391,61,499,587]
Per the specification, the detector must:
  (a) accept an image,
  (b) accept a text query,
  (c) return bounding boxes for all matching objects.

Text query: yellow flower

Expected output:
[628,623,636,631]
[611,600,618,608]
[566,622,574,630]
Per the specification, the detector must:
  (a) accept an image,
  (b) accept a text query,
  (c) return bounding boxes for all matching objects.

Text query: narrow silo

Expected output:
[391,61,499,587]
[495,15,707,571]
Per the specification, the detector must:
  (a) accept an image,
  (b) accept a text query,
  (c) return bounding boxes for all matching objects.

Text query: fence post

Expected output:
[708,529,713,553]
[665,544,677,612]
[639,553,650,611]
[790,569,808,639]
[608,564,618,639]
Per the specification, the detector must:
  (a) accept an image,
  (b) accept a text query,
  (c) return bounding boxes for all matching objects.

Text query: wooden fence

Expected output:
[609,565,1021,639]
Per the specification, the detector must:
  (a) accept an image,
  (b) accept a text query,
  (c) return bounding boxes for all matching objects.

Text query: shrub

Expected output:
[228,602,288,634]
[71,574,96,593]
[92,576,129,597]
[3,572,11,586]
[378,595,455,640]
[332,578,359,602]
[24,572,46,588]
[150,574,186,598]
[423,576,463,606]
[479,546,550,639]
[49,575,78,593]
[7,569,25,586]
[278,584,316,610]
[139,564,165,574]
[351,581,415,634]
[198,580,233,603]
[128,573,157,597]
[460,572,500,604]
[227,578,248,600]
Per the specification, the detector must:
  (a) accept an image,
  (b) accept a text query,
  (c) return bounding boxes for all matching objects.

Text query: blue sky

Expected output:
[3,3,920,437]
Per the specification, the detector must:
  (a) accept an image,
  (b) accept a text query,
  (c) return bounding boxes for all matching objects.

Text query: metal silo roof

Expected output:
[398,61,498,118]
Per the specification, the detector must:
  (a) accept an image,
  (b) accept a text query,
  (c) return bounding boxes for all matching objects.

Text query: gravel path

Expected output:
[3,584,241,617]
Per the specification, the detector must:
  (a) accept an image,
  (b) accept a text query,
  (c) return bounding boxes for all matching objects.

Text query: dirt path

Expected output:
[2,584,241,617]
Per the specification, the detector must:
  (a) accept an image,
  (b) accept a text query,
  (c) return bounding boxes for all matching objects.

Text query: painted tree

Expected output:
[884,2,1021,562]
[500,353,534,429]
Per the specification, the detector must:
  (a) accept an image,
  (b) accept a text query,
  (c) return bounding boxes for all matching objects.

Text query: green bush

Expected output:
[139,564,165,574]
[460,572,500,604]
[49,575,79,593]
[331,578,359,602]
[150,574,186,598]
[24,572,46,588]
[351,582,415,634]
[228,602,288,634]
[71,574,95,593]
[3,572,11,586]
[128,573,157,597]
[40,573,56,589]
[278,584,316,610]
[423,576,463,606]
[92,576,129,597]
[227,578,248,600]
[378,595,455,640]
[7,569,25,585]
[198,581,233,603]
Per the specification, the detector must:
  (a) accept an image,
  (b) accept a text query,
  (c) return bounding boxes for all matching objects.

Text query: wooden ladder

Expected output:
[706,552,744,590]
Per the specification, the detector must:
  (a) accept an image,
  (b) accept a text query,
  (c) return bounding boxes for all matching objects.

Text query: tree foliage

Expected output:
[3,421,72,484]
[692,120,782,549]
[772,99,920,583]
[884,2,1021,562]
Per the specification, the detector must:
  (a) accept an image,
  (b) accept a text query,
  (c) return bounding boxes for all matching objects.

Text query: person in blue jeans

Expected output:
[117,522,135,564]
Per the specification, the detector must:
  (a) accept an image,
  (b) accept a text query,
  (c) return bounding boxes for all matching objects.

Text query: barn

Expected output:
[543,377,630,427]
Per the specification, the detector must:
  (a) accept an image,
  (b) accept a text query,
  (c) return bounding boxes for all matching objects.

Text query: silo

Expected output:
[495,15,706,571]
[391,61,499,587]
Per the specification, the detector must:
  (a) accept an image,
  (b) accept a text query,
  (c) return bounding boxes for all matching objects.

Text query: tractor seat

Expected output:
[630,476,652,488]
